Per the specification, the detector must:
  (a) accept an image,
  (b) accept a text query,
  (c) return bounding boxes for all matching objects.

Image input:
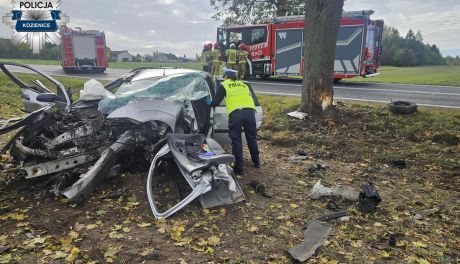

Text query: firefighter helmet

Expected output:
[238,43,248,50]
[214,42,220,49]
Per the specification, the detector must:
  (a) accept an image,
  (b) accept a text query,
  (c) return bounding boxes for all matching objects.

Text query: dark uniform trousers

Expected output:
[228,108,259,173]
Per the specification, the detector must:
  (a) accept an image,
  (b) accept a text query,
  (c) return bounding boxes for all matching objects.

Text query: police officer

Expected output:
[225,43,238,71]
[207,69,260,175]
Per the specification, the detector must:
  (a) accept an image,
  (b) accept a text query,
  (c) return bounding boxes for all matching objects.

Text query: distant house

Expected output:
[157,53,179,62]
[112,50,133,62]
[178,56,195,62]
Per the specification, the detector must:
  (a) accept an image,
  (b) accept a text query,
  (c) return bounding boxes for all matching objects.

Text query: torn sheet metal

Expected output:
[289,220,332,262]
[147,134,245,219]
[24,154,95,179]
[62,131,135,203]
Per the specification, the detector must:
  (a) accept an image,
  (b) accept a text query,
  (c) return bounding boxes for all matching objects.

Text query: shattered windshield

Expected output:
[98,72,209,114]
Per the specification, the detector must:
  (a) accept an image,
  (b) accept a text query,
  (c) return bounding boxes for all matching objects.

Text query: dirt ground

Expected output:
[0,98,459,263]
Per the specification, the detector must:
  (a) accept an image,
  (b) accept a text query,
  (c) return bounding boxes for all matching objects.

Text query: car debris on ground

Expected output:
[0,62,264,219]
[309,180,360,201]
[412,206,441,220]
[392,159,407,169]
[288,219,332,262]
[287,110,308,120]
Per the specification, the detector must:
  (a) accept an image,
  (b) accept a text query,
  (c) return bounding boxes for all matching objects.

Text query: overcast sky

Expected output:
[1,0,459,57]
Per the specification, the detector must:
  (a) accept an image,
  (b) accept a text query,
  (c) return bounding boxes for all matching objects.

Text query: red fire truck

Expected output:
[60,27,109,73]
[217,10,383,80]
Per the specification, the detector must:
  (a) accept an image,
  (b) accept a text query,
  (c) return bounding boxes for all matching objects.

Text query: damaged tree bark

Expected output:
[300,0,344,114]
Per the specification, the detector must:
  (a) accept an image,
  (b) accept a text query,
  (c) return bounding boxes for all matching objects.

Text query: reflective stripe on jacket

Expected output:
[211,49,221,63]
[200,50,210,65]
[222,79,256,115]
[237,50,249,65]
[225,49,238,64]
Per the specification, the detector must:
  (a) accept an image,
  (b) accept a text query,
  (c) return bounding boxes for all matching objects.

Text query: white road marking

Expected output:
[254,91,460,109]
[247,81,460,96]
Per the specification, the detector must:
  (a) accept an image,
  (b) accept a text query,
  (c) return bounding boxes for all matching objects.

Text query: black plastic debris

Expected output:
[250,180,273,198]
[308,163,329,174]
[392,160,406,169]
[296,149,308,156]
[358,183,382,213]
[315,210,348,222]
[388,234,397,247]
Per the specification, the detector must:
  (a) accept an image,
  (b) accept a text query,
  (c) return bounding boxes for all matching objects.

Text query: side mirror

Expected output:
[36,93,58,103]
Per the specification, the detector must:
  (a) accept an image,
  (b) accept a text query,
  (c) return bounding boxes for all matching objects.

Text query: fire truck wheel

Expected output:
[333,78,342,83]
[388,101,417,115]
[95,68,106,73]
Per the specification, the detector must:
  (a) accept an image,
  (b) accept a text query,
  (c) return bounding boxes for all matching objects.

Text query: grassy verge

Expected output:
[3,58,460,86]
[259,95,460,170]
[342,65,460,87]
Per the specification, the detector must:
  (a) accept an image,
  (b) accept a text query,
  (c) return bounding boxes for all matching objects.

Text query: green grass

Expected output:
[0,72,103,118]
[3,58,459,86]
[341,65,460,86]
[257,95,460,170]
[0,58,202,70]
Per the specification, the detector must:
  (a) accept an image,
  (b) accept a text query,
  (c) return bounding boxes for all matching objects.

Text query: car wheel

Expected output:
[388,101,417,115]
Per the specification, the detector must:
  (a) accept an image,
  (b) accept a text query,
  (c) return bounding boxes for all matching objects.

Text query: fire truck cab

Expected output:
[217,10,383,80]
[60,27,109,73]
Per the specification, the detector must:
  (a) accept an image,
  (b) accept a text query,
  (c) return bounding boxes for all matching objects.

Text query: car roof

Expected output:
[131,68,202,82]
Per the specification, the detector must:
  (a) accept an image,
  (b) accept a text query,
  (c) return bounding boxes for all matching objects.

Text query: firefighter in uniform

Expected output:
[200,43,212,73]
[210,43,222,77]
[225,43,238,71]
[207,69,260,175]
[237,43,249,79]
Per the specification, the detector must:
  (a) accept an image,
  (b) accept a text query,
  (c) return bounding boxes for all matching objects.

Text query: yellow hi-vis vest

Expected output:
[211,49,221,63]
[225,49,238,65]
[237,50,249,65]
[200,50,210,65]
[222,79,256,115]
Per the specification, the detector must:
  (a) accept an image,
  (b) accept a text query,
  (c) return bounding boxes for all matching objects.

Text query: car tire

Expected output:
[388,101,417,115]
[95,68,106,73]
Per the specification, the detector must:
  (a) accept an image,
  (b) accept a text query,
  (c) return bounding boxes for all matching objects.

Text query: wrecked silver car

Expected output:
[0,62,263,219]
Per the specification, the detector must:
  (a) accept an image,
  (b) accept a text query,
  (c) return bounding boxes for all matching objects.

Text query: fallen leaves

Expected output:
[96,210,107,216]
[104,246,120,263]
[207,236,221,246]
[65,247,80,262]
[0,254,11,264]
[411,241,428,248]
[247,224,259,233]
[22,236,47,250]
[0,213,27,221]
[137,222,152,228]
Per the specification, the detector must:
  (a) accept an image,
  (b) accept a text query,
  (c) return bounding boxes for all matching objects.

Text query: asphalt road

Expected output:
[6,64,460,109]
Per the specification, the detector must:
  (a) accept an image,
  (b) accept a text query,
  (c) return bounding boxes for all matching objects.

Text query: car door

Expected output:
[210,77,263,145]
[0,62,71,112]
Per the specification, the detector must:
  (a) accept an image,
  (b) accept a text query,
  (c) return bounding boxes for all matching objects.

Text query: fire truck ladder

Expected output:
[272,10,374,23]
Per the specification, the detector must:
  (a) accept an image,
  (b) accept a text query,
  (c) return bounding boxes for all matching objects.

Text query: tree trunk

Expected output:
[300,0,344,115]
